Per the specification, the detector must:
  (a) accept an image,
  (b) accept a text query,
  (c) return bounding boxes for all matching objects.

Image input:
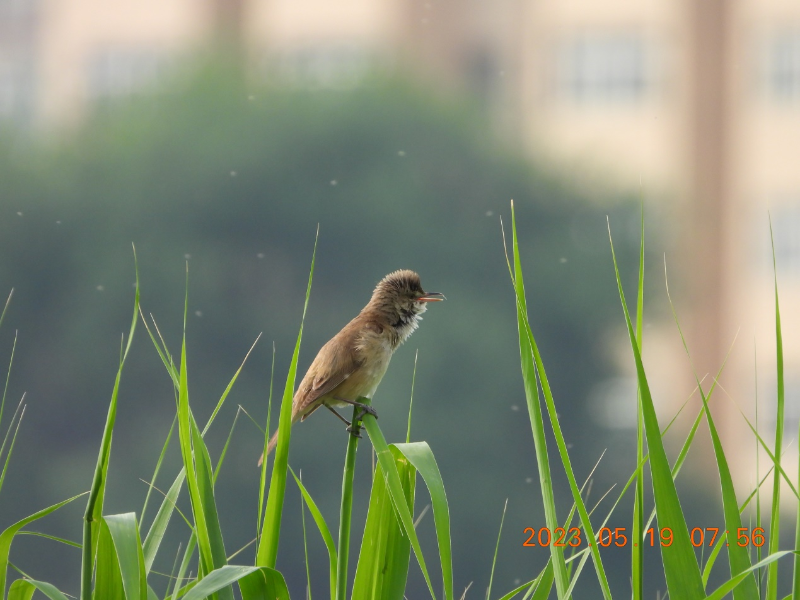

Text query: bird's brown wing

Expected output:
[292,325,365,420]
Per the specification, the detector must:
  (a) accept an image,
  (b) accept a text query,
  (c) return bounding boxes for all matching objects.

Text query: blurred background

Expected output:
[1,0,799,597]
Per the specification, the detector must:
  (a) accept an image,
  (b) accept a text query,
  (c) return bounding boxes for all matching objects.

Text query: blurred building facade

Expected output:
[3,0,800,484]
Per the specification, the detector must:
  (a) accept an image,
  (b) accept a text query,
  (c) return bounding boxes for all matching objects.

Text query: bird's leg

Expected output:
[332,396,379,420]
[324,404,352,427]
[333,396,377,438]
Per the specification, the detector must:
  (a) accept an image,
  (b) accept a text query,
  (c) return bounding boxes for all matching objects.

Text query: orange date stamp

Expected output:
[522,527,766,548]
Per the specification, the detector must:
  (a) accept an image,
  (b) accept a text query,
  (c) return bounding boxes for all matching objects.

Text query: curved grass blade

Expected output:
[632,205,645,600]
[170,533,197,600]
[142,458,184,573]
[507,203,611,599]
[500,205,569,599]
[485,500,507,600]
[180,565,290,600]
[257,228,318,568]
[352,444,416,600]
[102,513,147,600]
[362,414,438,599]
[8,579,69,600]
[704,551,794,600]
[766,216,784,600]
[1,493,86,599]
[81,247,139,600]
[289,467,337,600]
[608,220,704,598]
[665,268,758,598]
[140,416,176,533]
[392,441,452,600]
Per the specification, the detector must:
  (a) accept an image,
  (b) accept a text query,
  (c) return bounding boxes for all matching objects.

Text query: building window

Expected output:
[766,32,800,101]
[275,44,371,89]
[557,33,651,104]
[86,47,169,99]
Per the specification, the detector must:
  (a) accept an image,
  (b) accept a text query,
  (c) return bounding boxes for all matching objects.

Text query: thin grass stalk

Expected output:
[767,218,784,600]
[632,206,645,600]
[257,230,317,568]
[336,406,360,600]
[754,347,763,598]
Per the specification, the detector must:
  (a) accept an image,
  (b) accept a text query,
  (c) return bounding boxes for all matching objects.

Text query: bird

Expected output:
[258,269,444,466]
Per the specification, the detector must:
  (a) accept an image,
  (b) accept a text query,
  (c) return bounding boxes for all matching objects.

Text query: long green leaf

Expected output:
[608,220,705,598]
[290,468,337,600]
[767,217,783,600]
[393,442,452,600]
[1,493,85,600]
[632,204,645,600]
[103,513,148,600]
[502,203,569,598]
[363,415,437,599]
[180,566,290,600]
[705,552,794,600]
[8,579,69,600]
[81,248,139,600]
[509,203,611,598]
[352,445,415,600]
[257,230,317,568]
[665,272,758,598]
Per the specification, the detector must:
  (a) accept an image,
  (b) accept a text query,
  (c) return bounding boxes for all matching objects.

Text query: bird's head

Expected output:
[369,270,444,338]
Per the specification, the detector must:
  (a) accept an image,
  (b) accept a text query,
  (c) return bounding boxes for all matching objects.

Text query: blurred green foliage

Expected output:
[0,61,640,596]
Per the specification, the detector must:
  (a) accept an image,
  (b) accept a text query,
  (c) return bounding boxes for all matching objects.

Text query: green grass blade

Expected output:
[257,230,318,568]
[0,328,18,455]
[486,500,507,600]
[93,520,123,600]
[336,406,360,600]
[289,467,337,600]
[362,414,437,599]
[140,416,176,534]
[0,401,24,498]
[704,552,795,600]
[171,533,197,600]
[9,578,69,600]
[300,474,312,600]
[352,445,415,600]
[102,513,148,600]
[237,566,292,600]
[509,203,611,599]
[767,216,784,600]
[632,204,645,600]
[392,441,452,600]
[257,342,276,542]
[179,566,290,600]
[502,203,569,598]
[496,562,552,600]
[0,290,12,333]
[665,271,758,598]
[0,493,86,599]
[16,531,81,549]
[81,248,139,600]
[608,220,705,598]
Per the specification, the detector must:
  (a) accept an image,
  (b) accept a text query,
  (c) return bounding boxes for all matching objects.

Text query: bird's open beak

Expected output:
[418,292,446,302]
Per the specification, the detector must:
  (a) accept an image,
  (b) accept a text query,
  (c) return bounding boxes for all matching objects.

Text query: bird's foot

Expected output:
[346,424,363,438]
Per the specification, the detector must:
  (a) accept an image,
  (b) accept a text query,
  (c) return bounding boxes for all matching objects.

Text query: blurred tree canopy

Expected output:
[0,62,640,596]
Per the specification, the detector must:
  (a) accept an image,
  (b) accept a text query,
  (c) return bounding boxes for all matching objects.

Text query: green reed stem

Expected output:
[336,406,362,600]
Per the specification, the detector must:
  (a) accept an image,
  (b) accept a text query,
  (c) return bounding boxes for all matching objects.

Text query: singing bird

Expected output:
[258,270,444,465]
